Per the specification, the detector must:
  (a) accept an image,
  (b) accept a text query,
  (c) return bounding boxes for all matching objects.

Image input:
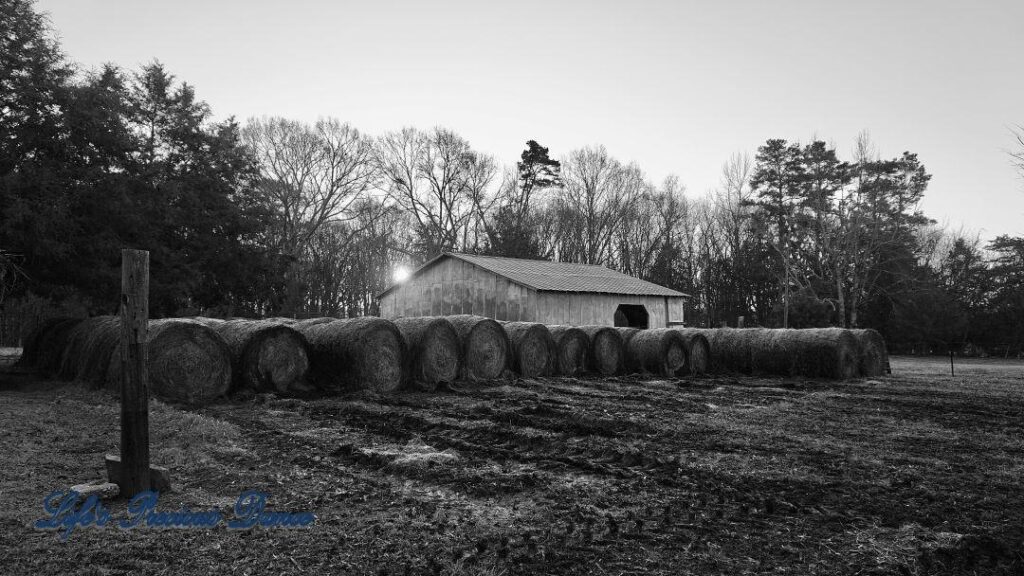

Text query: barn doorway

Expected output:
[614,304,649,329]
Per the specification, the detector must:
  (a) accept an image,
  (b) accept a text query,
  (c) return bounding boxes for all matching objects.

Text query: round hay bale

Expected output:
[73,317,121,385]
[851,328,888,377]
[58,317,106,380]
[293,317,407,393]
[392,317,460,391]
[783,328,861,379]
[17,317,79,369]
[202,319,311,394]
[106,319,232,405]
[55,316,120,385]
[672,329,711,376]
[446,315,510,381]
[34,318,85,375]
[702,328,755,374]
[693,327,860,379]
[546,325,589,376]
[500,322,554,377]
[749,328,793,376]
[294,317,336,328]
[619,328,688,377]
[578,326,624,376]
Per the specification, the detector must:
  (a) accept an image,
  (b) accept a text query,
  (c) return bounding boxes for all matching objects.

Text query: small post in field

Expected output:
[118,249,150,497]
[949,349,955,377]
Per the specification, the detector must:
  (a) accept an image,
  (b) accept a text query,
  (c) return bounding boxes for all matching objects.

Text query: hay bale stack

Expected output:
[392,317,461,391]
[851,328,888,376]
[546,325,589,376]
[105,319,233,404]
[294,317,407,393]
[671,329,711,376]
[578,326,624,376]
[446,315,510,381]
[34,318,85,375]
[618,328,688,377]
[200,319,311,394]
[500,322,554,377]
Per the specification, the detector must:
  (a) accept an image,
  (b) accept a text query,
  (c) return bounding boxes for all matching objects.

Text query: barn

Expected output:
[378,252,690,328]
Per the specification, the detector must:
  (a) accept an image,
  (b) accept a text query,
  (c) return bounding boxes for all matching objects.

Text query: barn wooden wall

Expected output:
[380,256,687,327]
[532,292,680,327]
[380,257,535,321]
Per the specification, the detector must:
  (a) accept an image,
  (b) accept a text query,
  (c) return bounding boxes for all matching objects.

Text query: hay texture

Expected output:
[17,317,81,369]
[500,322,554,377]
[691,328,755,375]
[105,319,233,404]
[618,328,688,377]
[850,328,889,376]
[578,326,624,376]
[671,329,711,376]
[546,325,589,376]
[694,327,860,379]
[32,318,85,375]
[294,317,407,393]
[200,319,311,394]
[777,328,861,379]
[293,317,336,328]
[391,317,460,391]
[446,315,510,381]
[58,316,121,385]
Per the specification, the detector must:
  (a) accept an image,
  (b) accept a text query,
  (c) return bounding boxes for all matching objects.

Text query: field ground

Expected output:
[1,354,1022,575]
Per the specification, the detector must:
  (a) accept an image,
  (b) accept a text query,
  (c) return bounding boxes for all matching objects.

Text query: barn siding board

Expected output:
[523,288,536,322]
[495,276,508,320]
[474,276,484,315]
[460,260,471,314]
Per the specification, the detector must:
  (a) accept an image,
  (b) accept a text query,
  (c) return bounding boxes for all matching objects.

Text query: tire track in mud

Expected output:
[211,405,552,499]
[297,396,789,498]
[237,378,982,533]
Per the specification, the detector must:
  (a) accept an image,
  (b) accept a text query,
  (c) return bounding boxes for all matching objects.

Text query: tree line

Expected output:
[2,0,1022,355]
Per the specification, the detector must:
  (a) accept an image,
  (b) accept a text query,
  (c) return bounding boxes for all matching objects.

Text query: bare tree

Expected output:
[1012,124,1024,182]
[243,116,380,314]
[243,116,379,254]
[0,249,24,309]
[376,127,497,258]
[302,200,405,316]
[616,175,688,279]
[557,146,645,265]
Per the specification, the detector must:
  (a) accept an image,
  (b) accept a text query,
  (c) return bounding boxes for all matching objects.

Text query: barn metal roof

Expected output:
[380,252,690,298]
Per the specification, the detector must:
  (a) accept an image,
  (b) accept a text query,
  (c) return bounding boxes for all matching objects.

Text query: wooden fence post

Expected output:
[118,249,150,497]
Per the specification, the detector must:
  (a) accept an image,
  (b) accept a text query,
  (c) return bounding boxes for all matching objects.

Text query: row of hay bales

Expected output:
[676,327,889,379]
[13,315,652,404]
[17,315,886,405]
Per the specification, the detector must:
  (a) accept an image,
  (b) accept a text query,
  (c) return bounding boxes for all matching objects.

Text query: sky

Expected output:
[36,0,1024,240]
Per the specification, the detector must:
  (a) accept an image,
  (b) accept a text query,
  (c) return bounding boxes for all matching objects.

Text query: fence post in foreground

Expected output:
[118,248,150,497]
